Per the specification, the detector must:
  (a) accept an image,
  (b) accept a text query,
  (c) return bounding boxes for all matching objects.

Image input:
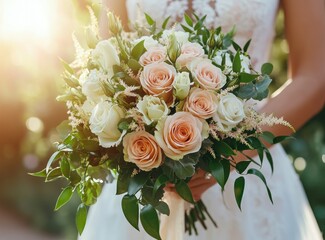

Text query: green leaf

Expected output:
[118,120,130,131]
[46,151,62,173]
[153,175,169,194]
[122,195,139,230]
[261,63,273,75]
[261,131,275,144]
[246,137,262,149]
[212,141,235,157]
[45,167,62,182]
[247,168,273,203]
[155,201,170,216]
[76,204,87,235]
[56,120,71,140]
[29,168,47,178]
[236,161,251,174]
[140,205,161,240]
[237,83,256,99]
[162,16,171,29]
[243,39,252,52]
[234,177,245,210]
[60,158,70,178]
[128,59,142,71]
[128,171,149,195]
[221,159,231,186]
[116,173,130,195]
[181,24,193,33]
[55,186,73,211]
[264,149,274,173]
[232,41,241,51]
[184,13,193,27]
[176,180,194,204]
[233,52,241,73]
[131,40,145,60]
[239,72,258,83]
[209,160,226,190]
[144,13,155,26]
[163,153,199,180]
[273,135,294,144]
[256,75,272,93]
[257,148,264,165]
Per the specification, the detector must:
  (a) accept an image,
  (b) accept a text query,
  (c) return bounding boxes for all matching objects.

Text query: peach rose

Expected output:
[176,42,205,69]
[188,58,227,90]
[139,46,167,66]
[140,62,176,105]
[155,112,209,160]
[183,88,218,119]
[123,131,163,171]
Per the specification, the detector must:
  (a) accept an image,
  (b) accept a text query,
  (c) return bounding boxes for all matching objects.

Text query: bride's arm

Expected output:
[99,0,128,38]
[261,0,325,136]
[189,0,325,201]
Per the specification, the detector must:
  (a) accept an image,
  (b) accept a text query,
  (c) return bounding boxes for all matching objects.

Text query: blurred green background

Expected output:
[0,1,324,239]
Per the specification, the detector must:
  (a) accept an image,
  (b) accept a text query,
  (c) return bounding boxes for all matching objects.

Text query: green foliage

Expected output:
[140,205,161,240]
[76,204,88,235]
[122,195,139,230]
[55,186,73,211]
[234,177,245,210]
[175,180,195,204]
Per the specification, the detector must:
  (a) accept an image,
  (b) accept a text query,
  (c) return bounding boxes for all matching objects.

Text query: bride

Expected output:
[80,0,325,239]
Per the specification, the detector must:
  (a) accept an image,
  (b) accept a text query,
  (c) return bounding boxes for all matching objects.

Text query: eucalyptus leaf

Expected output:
[55,186,73,211]
[76,204,87,235]
[236,83,256,99]
[256,75,272,93]
[234,176,245,210]
[140,205,161,240]
[261,63,273,75]
[122,195,139,230]
[273,135,294,144]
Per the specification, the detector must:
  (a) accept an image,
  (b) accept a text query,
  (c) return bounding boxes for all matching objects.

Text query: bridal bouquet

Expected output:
[32,9,292,240]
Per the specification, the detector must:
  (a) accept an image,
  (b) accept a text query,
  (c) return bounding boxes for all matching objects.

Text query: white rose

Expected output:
[173,72,191,100]
[89,101,126,148]
[92,40,120,74]
[161,30,189,45]
[134,36,160,50]
[213,93,245,132]
[81,69,108,102]
[137,96,169,125]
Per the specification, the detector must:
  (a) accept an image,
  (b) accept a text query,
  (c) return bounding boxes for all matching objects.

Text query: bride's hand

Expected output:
[165,169,217,202]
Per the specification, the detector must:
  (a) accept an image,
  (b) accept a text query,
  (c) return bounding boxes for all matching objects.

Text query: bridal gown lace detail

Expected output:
[80,1,323,239]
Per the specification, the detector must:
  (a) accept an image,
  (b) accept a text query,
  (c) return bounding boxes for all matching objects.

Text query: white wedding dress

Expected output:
[80,0,323,239]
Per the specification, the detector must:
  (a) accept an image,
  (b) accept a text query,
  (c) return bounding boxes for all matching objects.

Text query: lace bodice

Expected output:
[126,0,279,69]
